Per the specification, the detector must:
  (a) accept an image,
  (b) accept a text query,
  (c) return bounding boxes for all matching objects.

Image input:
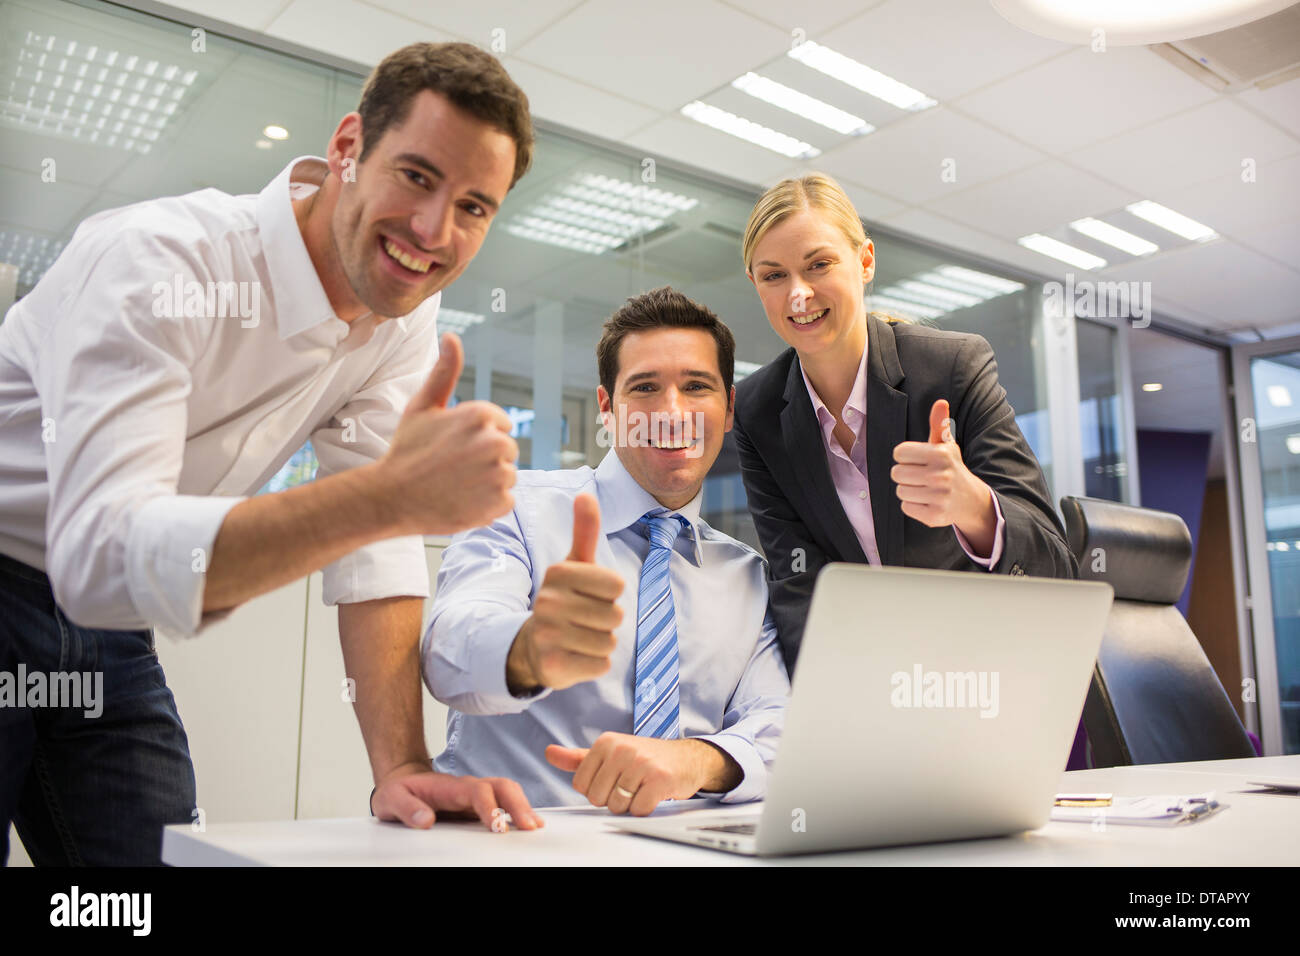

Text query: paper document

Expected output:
[1051,792,1225,826]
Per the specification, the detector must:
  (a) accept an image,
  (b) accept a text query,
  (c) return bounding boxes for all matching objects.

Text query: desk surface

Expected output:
[164,756,1300,866]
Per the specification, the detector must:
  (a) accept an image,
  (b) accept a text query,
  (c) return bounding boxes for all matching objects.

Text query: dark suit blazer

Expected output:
[733,313,1078,670]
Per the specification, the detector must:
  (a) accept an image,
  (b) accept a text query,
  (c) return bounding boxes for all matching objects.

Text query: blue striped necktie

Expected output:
[633,510,688,739]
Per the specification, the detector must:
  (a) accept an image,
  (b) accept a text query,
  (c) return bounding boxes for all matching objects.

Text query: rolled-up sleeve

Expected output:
[36,232,244,637]
[421,509,553,714]
[694,608,790,804]
[312,304,441,606]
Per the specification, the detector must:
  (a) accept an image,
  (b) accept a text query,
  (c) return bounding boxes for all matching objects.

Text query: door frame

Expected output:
[1230,332,1300,755]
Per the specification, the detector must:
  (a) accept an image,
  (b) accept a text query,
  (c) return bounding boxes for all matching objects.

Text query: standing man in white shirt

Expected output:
[0,42,544,866]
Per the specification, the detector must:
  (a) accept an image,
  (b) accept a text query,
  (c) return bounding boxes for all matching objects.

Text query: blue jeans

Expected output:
[0,551,196,865]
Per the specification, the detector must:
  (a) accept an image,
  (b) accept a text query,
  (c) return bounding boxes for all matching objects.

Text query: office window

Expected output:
[1076,319,1129,501]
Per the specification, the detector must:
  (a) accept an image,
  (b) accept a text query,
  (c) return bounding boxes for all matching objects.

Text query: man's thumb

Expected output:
[409,332,464,412]
[928,399,952,444]
[567,493,601,563]
[545,744,587,773]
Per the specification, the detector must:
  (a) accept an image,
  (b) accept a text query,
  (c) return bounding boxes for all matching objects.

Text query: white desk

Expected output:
[163,756,1300,866]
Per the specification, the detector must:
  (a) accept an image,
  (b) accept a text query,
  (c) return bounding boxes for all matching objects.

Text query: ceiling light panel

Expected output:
[1,30,198,154]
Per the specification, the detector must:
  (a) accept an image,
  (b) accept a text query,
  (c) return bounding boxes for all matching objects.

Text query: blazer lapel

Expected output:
[780,351,868,565]
[865,314,908,566]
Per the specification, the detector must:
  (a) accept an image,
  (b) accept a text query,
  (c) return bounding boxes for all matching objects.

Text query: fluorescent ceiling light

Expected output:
[1125,201,1216,242]
[262,124,288,140]
[991,0,1297,46]
[437,307,485,334]
[914,269,1024,301]
[681,100,820,159]
[505,171,699,256]
[0,229,66,289]
[731,72,872,135]
[877,284,965,313]
[1018,234,1107,270]
[787,40,936,111]
[1287,434,1300,456]
[933,265,1025,296]
[1,30,197,154]
[868,294,945,321]
[1267,385,1292,407]
[1142,383,1163,392]
[896,279,982,310]
[1069,217,1159,256]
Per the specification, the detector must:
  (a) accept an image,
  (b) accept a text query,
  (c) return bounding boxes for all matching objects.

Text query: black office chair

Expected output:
[1059,495,1256,767]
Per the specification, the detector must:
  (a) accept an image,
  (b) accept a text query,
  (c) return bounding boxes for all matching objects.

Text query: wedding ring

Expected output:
[615,785,635,799]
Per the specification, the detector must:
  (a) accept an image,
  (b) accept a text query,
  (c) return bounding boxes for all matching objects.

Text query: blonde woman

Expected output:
[733,174,1076,670]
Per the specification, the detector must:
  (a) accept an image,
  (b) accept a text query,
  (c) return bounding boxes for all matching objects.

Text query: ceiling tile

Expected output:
[1152,151,1300,239]
[502,57,659,138]
[1234,220,1300,270]
[265,0,455,67]
[827,0,1070,103]
[153,0,293,32]
[716,0,884,35]
[366,0,584,48]
[814,105,1046,205]
[1069,98,1299,197]
[516,0,790,111]
[923,159,1134,240]
[953,46,1218,155]
[878,207,1052,276]
[1101,240,1300,332]
[1238,76,1300,139]
[623,114,800,186]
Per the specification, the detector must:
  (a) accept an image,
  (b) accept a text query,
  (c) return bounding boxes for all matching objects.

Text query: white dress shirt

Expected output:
[0,156,439,637]
[422,450,791,808]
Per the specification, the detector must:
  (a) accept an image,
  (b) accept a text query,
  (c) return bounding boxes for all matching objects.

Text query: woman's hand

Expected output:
[890,399,998,555]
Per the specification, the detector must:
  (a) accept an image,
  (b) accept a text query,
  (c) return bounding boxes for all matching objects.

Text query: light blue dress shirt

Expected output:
[421,450,790,808]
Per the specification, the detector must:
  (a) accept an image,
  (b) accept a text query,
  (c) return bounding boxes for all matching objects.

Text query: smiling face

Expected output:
[748,207,875,368]
[327,89,516,318]
[598,327,734,512]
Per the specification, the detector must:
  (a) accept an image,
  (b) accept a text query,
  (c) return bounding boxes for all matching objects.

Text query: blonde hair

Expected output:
[742,172,912,325]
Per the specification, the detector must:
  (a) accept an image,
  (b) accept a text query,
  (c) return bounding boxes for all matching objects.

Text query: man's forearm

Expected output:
[339,596,430,781]
[203,462,401,612]
[687,738,743,793]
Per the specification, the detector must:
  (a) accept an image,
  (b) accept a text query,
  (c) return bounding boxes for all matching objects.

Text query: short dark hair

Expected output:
[597,286,736,397]
[358,42,534,189]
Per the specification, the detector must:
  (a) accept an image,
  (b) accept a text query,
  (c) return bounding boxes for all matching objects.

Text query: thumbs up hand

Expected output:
[891,399,997,548]
[505,493,626,694]
[378,332,520,535]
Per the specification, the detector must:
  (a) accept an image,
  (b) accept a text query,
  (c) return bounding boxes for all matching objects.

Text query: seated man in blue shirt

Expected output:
[421,286,789,814]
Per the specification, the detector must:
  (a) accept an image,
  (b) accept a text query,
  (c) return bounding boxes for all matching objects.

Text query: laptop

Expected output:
[608,563,1113,856]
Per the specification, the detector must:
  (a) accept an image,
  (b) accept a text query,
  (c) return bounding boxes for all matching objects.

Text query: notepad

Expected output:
[1050,792,1224,826]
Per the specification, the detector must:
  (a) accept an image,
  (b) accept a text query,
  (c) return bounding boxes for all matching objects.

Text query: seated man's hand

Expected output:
[545,733,736,816]
[506,493,624,694]
[371,761,544,832]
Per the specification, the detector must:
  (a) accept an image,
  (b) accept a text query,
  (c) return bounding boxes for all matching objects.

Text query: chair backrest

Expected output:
[1059,495,1255,766]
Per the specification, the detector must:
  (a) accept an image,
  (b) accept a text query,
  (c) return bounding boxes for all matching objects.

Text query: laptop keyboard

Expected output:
[694,823,758,836]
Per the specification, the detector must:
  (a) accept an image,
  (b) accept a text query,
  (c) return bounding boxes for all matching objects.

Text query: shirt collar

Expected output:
[255,155,410,341]
[593,450,704,566]
[800,341,869,429]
